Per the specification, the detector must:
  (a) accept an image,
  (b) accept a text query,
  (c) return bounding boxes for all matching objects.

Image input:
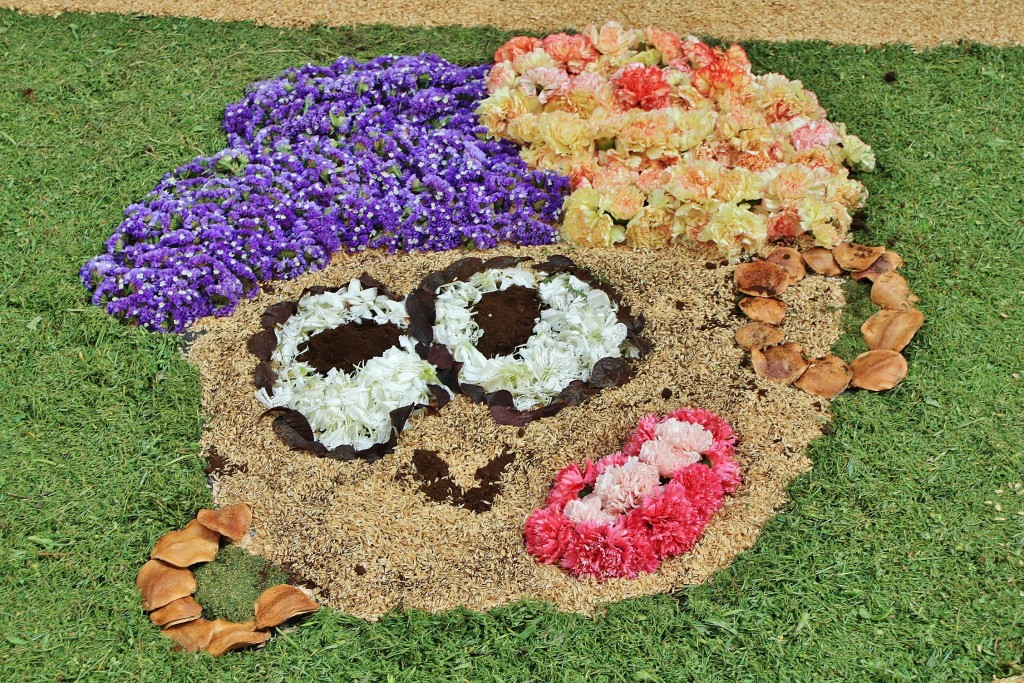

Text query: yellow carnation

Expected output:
[696,202,768,260]
[560,188,626,247]
[598,185,646,221]
[536,111,596,156]
[475,89,540,138]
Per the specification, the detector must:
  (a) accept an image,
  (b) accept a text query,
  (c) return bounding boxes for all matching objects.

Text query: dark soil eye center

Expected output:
[297,320,403,375]
[473,285,543,358]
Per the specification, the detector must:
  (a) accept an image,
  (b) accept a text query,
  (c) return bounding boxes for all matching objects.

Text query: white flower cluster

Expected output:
[432,266,629,410]
[256,279,444,452]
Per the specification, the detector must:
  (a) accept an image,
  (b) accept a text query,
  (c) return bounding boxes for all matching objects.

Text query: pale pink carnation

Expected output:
[791,120,841,151]
[486,61,518,92]
[518,67,571,104]
[593,456,660,514]
[654,418,714,454]
[563,494,618,526]
[639,438,701,478]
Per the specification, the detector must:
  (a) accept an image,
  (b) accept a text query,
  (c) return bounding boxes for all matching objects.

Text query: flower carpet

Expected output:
[2,10,1023,680]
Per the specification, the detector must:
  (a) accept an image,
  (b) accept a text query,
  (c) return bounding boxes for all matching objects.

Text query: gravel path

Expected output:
[4,0,1023,45]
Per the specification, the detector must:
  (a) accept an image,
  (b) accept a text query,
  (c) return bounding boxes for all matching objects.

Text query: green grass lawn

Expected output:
[1,10,1023,681]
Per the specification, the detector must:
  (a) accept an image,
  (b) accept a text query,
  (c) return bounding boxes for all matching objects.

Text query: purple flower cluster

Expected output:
[82,54,569,332]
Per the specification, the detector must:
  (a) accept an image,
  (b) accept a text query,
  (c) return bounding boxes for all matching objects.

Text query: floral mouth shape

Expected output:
[525,408,740,580]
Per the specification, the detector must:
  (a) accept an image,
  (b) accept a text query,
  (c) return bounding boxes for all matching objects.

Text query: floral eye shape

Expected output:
[248,257,650,460]
[249,274,451,462]
[409,256,651,427]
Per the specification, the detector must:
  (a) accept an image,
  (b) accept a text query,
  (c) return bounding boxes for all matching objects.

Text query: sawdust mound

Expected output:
[189,244,844,619]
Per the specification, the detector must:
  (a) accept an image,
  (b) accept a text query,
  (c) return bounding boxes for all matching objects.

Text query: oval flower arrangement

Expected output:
[526,408,740,580]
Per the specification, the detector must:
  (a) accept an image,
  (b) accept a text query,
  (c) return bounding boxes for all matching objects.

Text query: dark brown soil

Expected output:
[296,321,402,375]
[408,448,517,513]
[473,285,541,358]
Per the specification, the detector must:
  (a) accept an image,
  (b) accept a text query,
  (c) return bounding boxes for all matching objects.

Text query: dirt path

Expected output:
[4,0,1023,46]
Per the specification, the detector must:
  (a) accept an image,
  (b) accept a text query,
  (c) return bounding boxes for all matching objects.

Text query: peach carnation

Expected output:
[543,33,600,74]
[495,36,542,64]
[519,67,571,105]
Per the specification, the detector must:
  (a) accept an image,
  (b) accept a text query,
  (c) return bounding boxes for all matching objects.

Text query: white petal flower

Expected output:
[256,278,446,452]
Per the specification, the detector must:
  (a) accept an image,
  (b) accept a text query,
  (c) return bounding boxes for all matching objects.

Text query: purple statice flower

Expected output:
[82,53,570,332]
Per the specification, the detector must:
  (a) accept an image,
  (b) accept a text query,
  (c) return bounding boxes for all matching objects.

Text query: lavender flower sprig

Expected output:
[82,54,569,332]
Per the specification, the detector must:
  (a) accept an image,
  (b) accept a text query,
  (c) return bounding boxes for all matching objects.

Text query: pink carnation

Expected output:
[524,506,573,564]
[626,481,701,557]
[519,67,571,104]
[679,36,717,69]
[494,36,543,64]
[622,414,660,457]
[767,207,804,241]
[560,522,658,580]
[614,65,673,110]
[593,451,630,475]
[791,120,841,151]
[678,463,725,526]
[545,459,596,508]
[542,33,600,74]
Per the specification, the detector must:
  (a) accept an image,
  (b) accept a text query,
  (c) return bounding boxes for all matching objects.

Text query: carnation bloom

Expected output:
[494,35,543,64]
[584,21,641,57]
[524,506,573,563]
[598,185,646,221]
[767,207,804,240]
[559,521,657,579]
[791,120,841,151]
[519,67,571,105]
[696,201,768,261]
[627,480,701,557]
[486,61,518,92]
[645,25,683,64]
[560,188,625,246]
[545,460,596,507]
[614,65,673,110]
[654,417,713,453]
[542,33,600,74]
[593,456,660,514]
[625,202,674,248]
[563,494,618,526]
[639,438,700,477]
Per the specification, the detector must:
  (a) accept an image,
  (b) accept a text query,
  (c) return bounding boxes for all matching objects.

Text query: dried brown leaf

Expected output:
[733,261,790,297]
[738,296,786,325]
[766,247,805,284]
[834,242,885,271]
[196,504,252,543]
[204,620,271,657]
[137,559,196,611]
[871,271,920,310]
[852,251,904,281]
[850,350,909,391]
[149,596,203,628]
[861,309,925,352]
[794,355,852,398]
[803,247,844,276]
[751,342,809,384]
[735,322,785,351]
[151,519,220,568]
[254,585,320,629]
[163,617,215,652]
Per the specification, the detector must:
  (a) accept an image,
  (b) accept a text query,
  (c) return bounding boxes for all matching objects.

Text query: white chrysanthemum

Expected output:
[256,279,445,452]
[432,266,632,411]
